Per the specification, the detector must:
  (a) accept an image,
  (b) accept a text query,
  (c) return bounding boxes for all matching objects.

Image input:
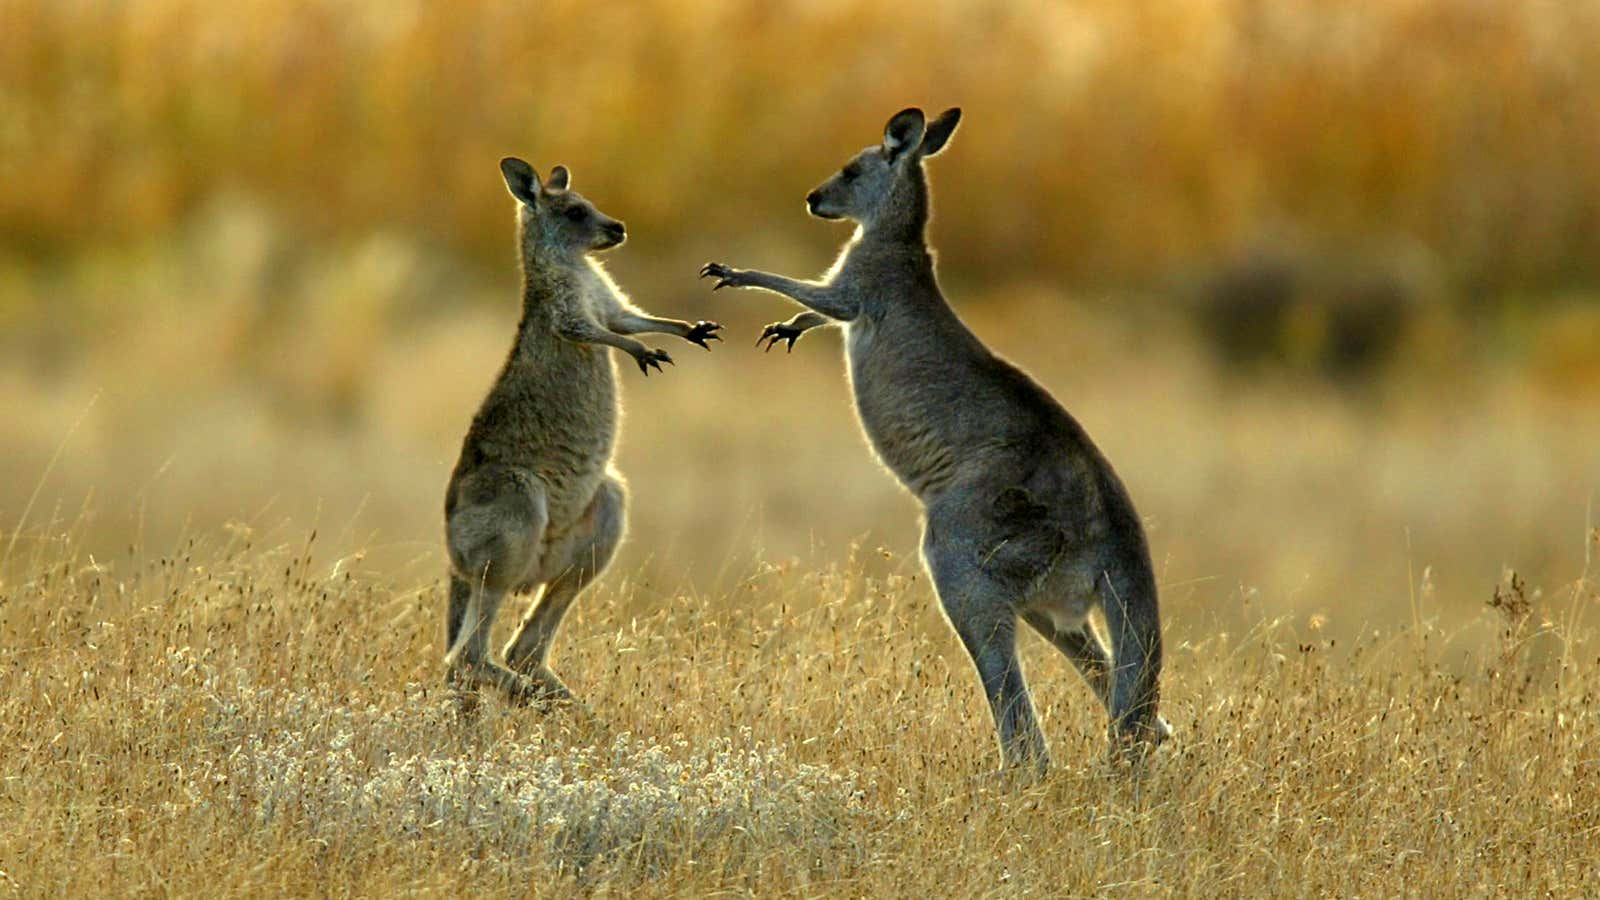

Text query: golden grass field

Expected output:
[3,0,1600,896]
[2,503,1597,895]
[3,277,1598,895]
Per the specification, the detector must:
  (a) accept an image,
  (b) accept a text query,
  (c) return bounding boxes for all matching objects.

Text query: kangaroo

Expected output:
[444,157,721,708]
[701,108,1169,772]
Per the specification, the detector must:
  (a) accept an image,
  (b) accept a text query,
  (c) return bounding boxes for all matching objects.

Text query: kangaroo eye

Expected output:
[563,207,586,222]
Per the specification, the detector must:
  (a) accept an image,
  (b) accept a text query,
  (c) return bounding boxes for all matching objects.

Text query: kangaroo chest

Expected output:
[464,338,618,528]
[843,317,960,499]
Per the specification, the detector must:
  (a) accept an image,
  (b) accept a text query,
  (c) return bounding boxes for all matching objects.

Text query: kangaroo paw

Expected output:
[757,322,805,353]
[634,347,673,375]
[699,262,744,291]
[685,321,723,349]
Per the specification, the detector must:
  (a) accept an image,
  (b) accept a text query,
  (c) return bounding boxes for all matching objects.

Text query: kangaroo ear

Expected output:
[882,108,926,163]
[501,157,541,203]
[918,108,961,158]
[546,165,571,192]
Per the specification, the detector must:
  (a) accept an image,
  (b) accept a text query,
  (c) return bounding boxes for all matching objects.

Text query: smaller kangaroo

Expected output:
[702,108,1169,772]
[444,157,721,708]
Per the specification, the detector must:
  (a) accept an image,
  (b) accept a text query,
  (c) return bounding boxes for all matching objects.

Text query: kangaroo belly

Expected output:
[1025,558,1099,628]
[537,455,611,531]
[843,320,992,498]
[529,363,618,530]
[455,347,619,533]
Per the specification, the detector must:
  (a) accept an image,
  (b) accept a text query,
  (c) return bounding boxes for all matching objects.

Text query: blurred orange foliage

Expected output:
[3,0,1597,294]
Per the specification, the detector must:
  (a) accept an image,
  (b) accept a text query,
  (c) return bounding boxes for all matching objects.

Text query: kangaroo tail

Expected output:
[1100,560,1163,748]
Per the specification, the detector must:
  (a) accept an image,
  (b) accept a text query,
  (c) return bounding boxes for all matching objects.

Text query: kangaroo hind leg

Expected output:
[502,475,626,707]
[1022,608,1113,716]
[923,528,1049,775]
[444,466,548,704]
[446,574,472,656]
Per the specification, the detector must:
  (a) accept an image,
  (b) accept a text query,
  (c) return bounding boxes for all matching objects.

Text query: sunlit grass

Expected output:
[2,524,1596,895]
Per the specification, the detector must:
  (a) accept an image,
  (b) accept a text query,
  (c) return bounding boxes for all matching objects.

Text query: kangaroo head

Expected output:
[500,157,627,260]
[805,107,961,233]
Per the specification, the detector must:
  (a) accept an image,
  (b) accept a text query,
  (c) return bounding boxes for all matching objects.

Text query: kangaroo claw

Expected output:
[699,262,740,290]
[685,321,723,349]
[757,322,804,353]
[635,348,672,375]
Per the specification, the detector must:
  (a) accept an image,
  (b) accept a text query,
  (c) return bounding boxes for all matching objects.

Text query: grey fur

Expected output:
[443,157,721,708]
[704,108,1169,772]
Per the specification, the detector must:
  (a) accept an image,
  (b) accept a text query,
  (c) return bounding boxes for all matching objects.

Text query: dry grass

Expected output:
[4,0,1600,894]
[2,520,1597,896]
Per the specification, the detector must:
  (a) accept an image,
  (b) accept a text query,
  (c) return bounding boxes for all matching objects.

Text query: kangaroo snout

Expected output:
[805,189,842,220]
[600,220,626,247]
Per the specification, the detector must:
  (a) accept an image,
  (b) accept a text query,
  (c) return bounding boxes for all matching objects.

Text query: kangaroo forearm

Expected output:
[607,312,691,338]
[740,271,859,321]
[782,311,835,332]
[557,319,649,357]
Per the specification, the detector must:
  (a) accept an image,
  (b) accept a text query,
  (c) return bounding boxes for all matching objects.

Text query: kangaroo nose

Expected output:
[606,221,626,238]
[805,190,822,209]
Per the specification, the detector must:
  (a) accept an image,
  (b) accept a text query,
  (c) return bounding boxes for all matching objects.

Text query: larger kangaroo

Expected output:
[701,108,1168,771]
[444,158,720,708]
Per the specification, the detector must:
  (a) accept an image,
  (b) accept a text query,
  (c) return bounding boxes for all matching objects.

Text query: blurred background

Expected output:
[2,0,1596,650]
